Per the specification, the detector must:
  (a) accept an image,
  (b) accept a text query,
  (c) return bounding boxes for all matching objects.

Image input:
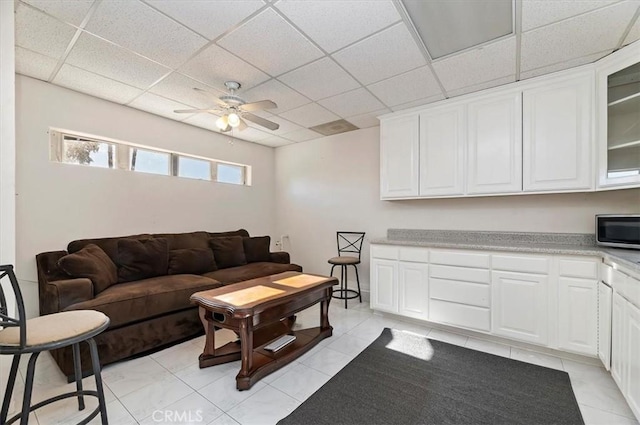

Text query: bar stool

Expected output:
[0,264,110,425]
[328,232,365,309]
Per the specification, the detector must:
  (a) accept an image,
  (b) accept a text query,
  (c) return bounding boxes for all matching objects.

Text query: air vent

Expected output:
[310,119,359,136]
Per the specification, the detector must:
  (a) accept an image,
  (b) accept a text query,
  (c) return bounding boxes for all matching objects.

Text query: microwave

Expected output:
[596,215,640,250]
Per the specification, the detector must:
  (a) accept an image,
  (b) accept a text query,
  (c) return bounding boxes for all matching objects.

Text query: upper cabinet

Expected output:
[380,114,419,198]
[522,71,594,192]
[596,42,640,189]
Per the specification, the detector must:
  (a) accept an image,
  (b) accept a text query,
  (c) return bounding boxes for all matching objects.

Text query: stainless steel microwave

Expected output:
[596,215,640,250]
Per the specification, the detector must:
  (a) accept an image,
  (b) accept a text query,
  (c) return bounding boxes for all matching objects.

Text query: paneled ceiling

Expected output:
[14,0,640,147]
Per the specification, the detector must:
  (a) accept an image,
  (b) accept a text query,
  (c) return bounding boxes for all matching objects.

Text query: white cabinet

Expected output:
[522,72,594,192]
[598,281,613,370]
[398,262,429,320]
[467,92,522,194]
[612,291,626,388]
[370,259,398,313]
[418,105,465,196]
[558,277,598,355]
[492,270,549,345]
[380,114,419,198]
[626,301,640,419]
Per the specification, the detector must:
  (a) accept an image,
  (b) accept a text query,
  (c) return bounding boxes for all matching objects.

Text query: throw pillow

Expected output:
[208,236,247,269]
[243,236,271,263]
[117,237,168,282]
[58,244,118,294]
[168,248,217,275]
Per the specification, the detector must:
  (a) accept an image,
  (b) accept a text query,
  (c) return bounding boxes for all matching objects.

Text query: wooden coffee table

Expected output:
[190,271,338,390]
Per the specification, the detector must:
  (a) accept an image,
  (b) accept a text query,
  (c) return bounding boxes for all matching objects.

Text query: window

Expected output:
[50,128,251,186]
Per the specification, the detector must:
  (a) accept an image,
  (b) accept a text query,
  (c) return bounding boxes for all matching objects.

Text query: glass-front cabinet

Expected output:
[597,42,640,188]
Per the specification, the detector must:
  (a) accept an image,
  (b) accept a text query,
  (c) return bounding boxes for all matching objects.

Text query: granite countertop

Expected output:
[371,229,640,275]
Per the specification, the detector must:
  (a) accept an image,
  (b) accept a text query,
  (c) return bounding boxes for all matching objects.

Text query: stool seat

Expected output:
[328,256,360,265]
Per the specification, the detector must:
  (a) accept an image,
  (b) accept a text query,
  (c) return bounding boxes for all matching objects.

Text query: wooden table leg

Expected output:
[320,290,332,331]
[237,318,253,390]
[199,307,216,357]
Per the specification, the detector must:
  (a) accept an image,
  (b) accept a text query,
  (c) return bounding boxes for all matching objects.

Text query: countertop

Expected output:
[370,229,640,275]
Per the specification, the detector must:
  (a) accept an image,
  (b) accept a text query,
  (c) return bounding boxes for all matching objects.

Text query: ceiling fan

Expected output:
[174,81,280,132]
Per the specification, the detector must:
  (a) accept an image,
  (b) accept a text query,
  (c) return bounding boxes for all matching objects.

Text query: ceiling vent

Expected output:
[310,119,359,136]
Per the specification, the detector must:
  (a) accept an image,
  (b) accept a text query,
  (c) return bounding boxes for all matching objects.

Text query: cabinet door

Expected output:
[626,301,640,420]
[598,282,613,370]
[492,271,548,345]
[398,262,429,320]
[467,92,522,194]
[370,259,398,313]
[380,114,419,198]
[558,277,598,355]
[419,105,465,196]
[523,73,593,192]
[611,291,626,389]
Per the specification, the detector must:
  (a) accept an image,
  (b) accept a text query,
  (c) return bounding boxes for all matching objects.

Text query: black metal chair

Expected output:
[0,264,110,425]
[328,232,365,309]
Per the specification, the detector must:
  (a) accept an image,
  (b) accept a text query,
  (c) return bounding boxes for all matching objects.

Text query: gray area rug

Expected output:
[278,328,584,425]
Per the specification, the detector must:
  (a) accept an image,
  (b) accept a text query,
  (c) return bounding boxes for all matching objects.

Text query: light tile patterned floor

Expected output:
[6,302,639,425]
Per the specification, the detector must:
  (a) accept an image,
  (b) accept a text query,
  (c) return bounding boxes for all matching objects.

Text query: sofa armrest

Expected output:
[36,250,94,315]
[269,251,291,264]
[50,278,94,312]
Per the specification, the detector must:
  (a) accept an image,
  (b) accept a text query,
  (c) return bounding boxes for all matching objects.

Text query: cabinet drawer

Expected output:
[430,278,490,307]
[399,247,429,263]
[430,250,490,268]
[429,299,491,332]
[627,275,640,309]
[429,264,490,284]
[371,245,398,260]
[492,254,549,274]
[600,263,613,284]
[608,267,628,296]
[559,258,598,279]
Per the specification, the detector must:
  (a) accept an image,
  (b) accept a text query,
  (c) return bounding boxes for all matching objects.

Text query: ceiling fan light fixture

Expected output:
[216,115,229,130]
[227,112,241,128]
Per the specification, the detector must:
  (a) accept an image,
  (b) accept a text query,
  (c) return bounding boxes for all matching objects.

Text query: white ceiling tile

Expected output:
[390,94,446,112]
[241,79,311,113]
[278,57,360,101]
[367,66,442,107]
[129,92,195,120]
[345,108,390,129]
[218,8,323,76]
[20,0,94,26]
[66,33,171,88]
[318,88,385,117]
[180,44,269,91]
[53,64,144,104]
[522,0,621,31]
[521,2,638,71]
[447,75,516,98]
[432,37,516,92]
[333,23,426,85]
[15,3,77,58]
[15,47,58,81]
[248,115,304,136]
[279,103,340,128]
[150,73,224,109]
[85,0,207,68]
[183,113,225,132]
[145,0,265,40]
[520,50,613,80]
[623,15,640,46]
[275,0,401,53]
[259,136,295,147]
[232,127,272,142]
[280,128,322,142]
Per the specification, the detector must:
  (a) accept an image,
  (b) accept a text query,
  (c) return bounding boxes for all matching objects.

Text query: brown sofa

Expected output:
[36,229,302,378]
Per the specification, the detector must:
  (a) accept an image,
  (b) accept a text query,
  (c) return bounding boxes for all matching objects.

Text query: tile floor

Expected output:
[6,302,639,425]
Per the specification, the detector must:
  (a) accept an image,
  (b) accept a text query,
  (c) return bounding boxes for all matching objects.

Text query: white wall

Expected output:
[274,126,640,296]
[16,75,277,316]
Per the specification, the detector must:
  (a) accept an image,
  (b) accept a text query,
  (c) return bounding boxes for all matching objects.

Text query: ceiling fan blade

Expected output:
[174,108,223,114]
[193,87,228,108]
[240,100,277,112]
[237,117,248,131]
[242,112,280,131]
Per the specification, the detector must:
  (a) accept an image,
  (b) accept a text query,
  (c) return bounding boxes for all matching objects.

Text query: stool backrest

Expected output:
[0,265,27,350]
[336,232,365,261]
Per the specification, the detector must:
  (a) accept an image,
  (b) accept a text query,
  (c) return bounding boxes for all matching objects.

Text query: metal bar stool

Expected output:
[328,232,365,309]
[0,264,110,425]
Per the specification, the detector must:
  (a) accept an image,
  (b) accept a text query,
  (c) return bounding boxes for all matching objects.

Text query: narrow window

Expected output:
[177,156,211,180]
[217,163,245,185]
[130,148,170,176]
[63,136,115,168]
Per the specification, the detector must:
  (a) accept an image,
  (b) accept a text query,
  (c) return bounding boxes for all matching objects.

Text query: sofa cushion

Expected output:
[57,244,118,294]
[209,236,247,269]
[208,229,249,239]
[243,236,271,263]
[153,231,211,250]
[168,248,217,275]
[203,262,303,285]
[117,238,169,282]
[64,274,222,328]
[67,234,151,264]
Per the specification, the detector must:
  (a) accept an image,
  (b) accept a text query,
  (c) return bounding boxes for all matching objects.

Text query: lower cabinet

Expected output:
[598,281,613,370]
[491,270,549,345]
[625,301,640,419]
[370,259,398,313]
[398,262,429,320]
[558,277,598,355]
[611,291,626,388]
